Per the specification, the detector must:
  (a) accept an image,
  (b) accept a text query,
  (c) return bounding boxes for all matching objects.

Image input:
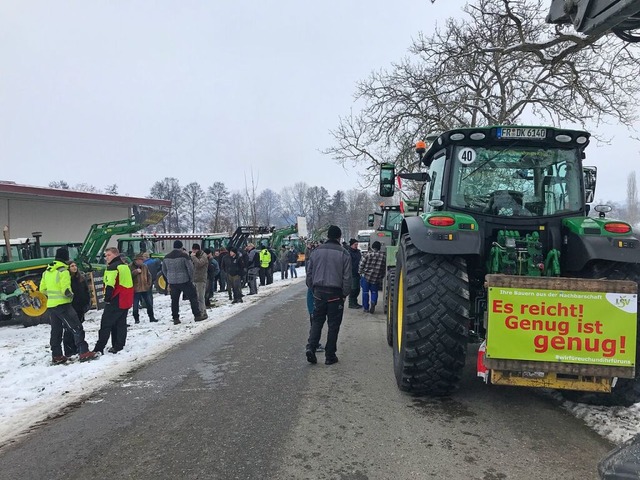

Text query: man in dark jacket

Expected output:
[215,248,228,293]
[305,225,351,365]
[161,240,205,324]
[245,243,259,295]
[347,238,362,309]
[204,248,220,307]
[221,247,245,303]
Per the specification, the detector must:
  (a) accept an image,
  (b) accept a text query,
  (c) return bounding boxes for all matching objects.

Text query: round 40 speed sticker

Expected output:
[458,147,476,165]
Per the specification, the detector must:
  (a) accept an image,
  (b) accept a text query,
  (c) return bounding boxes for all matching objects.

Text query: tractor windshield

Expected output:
[382,210,404,231]
[449,146,583,216]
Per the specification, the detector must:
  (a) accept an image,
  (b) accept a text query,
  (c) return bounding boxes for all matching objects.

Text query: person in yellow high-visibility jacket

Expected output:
[93,247,134,354]
[39,248,98,364]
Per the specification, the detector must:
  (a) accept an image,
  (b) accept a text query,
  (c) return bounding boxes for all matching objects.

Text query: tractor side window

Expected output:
[426,154,446,210]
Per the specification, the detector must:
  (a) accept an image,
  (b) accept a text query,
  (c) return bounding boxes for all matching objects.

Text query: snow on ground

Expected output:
[0,268,306,446]
[1,266,640,448]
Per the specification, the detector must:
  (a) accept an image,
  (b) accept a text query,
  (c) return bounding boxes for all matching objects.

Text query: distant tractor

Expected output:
[381,126,640,405]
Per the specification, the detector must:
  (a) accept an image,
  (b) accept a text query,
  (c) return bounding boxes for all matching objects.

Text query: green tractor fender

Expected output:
[563,231,640,272]
[402,214,482,256]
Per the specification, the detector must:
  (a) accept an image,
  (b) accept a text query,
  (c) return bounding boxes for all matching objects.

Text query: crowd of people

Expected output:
[43,229,385,368]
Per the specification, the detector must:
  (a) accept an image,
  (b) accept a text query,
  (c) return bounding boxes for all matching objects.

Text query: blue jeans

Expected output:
[288,263,298,278]
[360,277,379,311]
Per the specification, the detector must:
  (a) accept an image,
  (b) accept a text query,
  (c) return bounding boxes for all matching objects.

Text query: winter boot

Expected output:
[369,303,376,314]
[79,351,98,362]
[133,312,140,324]
[52,355,68,365]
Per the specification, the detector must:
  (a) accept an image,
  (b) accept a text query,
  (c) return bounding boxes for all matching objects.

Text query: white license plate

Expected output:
[497,127,546,139]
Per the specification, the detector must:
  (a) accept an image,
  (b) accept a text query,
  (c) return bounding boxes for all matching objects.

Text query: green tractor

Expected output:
[0,207,168,326]
[381,126,640,405]
[368,180,424,344]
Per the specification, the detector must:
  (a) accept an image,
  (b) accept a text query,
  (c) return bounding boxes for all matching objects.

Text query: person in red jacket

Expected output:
[93,247,134,354]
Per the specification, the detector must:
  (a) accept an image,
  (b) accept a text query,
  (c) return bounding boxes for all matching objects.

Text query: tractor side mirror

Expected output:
[379,163,396,197]
[367,214,375,227]
[583,166,597,204]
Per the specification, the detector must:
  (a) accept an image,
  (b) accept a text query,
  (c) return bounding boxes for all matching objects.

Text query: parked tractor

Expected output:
[0,207,168,326]
[381,126,640,405]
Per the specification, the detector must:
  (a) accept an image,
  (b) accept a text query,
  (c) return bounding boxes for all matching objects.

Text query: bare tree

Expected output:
[256,189,281,226]
[305,186,330,234]
[325,0,640,178]
[49,180,70,189]
[207,181,230,232]
[280,182,310,224]
[182,182,207,232]
[105,184,119,195]
[627,172,639,226]
[149,177,182,232]
[229,192,250,228]
[345,189,378,239]
[72,183,101,193]
[244,170,259,227]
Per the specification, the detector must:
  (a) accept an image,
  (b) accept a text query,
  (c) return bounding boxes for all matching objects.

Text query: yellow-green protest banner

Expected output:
[486,287,637,366]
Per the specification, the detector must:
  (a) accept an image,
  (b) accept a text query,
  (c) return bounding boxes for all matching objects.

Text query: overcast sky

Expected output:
[1,1,637,203]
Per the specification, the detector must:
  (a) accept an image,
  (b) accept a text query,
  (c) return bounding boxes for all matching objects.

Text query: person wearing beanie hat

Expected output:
[55,247,70,263]
[327,225,341,240]
[161,240,205,324]
[40,250,97,364]
[305,224,352,366]
[220,246,246,303]
[347,238,362,309]
[358,240,386,314]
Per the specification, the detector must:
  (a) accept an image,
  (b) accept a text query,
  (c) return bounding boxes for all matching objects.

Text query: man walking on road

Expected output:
[162,240,205,324]
[358,241,386,314]
[305,225,351,365]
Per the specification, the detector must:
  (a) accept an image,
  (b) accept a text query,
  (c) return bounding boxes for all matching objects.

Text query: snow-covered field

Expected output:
[0,267,639,448]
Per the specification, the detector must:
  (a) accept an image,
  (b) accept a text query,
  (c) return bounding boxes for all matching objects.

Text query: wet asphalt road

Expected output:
[0,282,612,480]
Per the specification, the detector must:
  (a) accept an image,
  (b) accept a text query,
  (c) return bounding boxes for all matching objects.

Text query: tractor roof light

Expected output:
[449,133,465,141]
[604,222,631,234]
[428,216,455,227]
[470,132,486,140]
[415,140,427,155]
[594,205,613,214]
[555,134,572,143]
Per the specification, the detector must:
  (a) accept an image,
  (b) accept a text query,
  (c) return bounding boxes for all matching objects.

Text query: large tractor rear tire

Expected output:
[155,272,168,295]
[564,261,640,407]
[385,269,395,347]
[393,234,469,395]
